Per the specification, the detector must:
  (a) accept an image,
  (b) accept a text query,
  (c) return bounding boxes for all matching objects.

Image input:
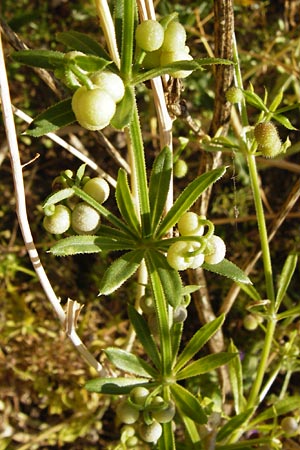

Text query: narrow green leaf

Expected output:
[170,383,207,424]
[128,305,161,370]
[25,98,75,137]
[243,90,268,112]
[56,31,111,59]
[275,253,298,310]
[269,90,283,112]
[149,146,172,233]
[237,282,261,301]
[146,250,182,308]
[49,234,134,256]
[277,304,300,321]
[273,114,298,130]
[110,85,135,129]
[72,54,111,72]
[156,167,226,239]
[105,347,157,378]
[85,376,151,394]
[133,58,232,85]
[159,422,176,449]
[99,249,144,296]
[174,314,225,372]
[176,352,236,380]
[216,409,254,442]
[115,168,140,233]
[12,49,65,69]
[227,340,246,415]
[203,259,252,284]
[250,396,300,426]
[43,188,74,208]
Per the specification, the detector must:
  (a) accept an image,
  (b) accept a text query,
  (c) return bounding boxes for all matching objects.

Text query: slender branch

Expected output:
[0,32,105,376]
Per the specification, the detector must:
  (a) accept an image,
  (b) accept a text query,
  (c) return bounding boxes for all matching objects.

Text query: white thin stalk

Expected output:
[0,32,104,375]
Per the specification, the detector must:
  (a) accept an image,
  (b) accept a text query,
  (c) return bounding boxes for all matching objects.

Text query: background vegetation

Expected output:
[0,0,300,448]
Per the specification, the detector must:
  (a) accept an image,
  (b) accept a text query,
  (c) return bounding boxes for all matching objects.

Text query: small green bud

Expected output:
[138,420,162,443]
[130,387,150,406]
[204,235,226,265]
[71,202,101,234]
[43,204,71,234]
[116,401,139,424]
[83,177,110,204]
[135,20,164,52]
[281,416,298,435]
[174,159,188,178]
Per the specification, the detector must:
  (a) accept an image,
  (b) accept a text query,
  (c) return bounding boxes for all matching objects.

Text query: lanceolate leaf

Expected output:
[110,84,135,129]
[105,347,157,378]
[170,383,207,424]
[12,49,65,69]
[49,234,135,256]
[273,114,297,130]
[71,54,112,72]
[176,352,237,380]
[203,259,252,284]
[156,167,226,239]
[25,98,75,137]
[149,146,172,233]
[116,168,140,234]
[56,31,111,59]
[128,305,161,371]
[228,340,246,415]
[250,396,300,426]
[85,377,151,394]
[99,249,144,296]
[43,188,74,208]
[146,250,182,308]
[174,314,225,372]
[275,253,298,310]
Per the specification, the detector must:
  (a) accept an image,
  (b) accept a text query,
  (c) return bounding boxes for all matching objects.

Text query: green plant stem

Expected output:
[244,152,276,411]
[120,0,135,80]
[129,105,151,237]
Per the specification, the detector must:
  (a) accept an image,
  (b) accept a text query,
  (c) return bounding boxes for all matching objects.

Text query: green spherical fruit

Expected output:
[138,420,162,443]
[130,387,150,406]
[254,122,282,158]
[226,86,244,104]
[90,70,125,103]
[243,314,259,331]
[204,235,226,265]
[167,241,194,271]
[174,159,188,178]
[178,212,204,237]
[152,401,176,423]
[160,49,193,78]
[116,400,139,424]
[72,86,116,131]
[83,177,110,204]
[135,20,164,52]
[43,204,71,234]
[140,295,155,315]
[71,202,101,234]
[162,21,186,52]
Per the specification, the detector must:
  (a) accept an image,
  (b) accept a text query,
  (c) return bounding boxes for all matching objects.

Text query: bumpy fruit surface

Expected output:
[116,401,139,425]
[71,202,101,234]
[83,177,110,204]
[43,204,71,234]
[90,70,125,103]
[72,86,116,130]
[254,122,282,158]
[226,86,244,104]
[135,20,164,52]
[138,420,162,443]
[178,212,204,237]
[162,21,186,51]
[160,49,193,78]
[204,235,226,264]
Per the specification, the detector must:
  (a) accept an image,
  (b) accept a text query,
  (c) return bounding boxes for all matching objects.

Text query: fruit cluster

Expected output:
[43,172,110,235]
[167,212,226,271]
[71,70,125,131]
[136,19,193,78]
[116,386,176,443]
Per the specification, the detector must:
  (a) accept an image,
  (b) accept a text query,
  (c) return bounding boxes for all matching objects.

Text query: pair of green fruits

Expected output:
[43,176,110,235]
